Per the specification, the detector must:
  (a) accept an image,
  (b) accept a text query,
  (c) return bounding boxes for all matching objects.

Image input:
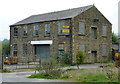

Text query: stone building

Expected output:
[10,5,112,63]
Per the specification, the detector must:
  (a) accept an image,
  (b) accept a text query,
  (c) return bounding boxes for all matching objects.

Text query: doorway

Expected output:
[91,51,97,63]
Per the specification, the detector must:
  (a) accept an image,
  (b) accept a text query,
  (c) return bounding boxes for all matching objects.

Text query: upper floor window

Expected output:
[23,44,27,56]
[79,22,85,35]
[102,45,107,56]
[102,25,107,37]
[45,23,50,36]
[91,27,97,39]
[23,26,28,37]
[33,24,39,36]
[14,28,18,37]
[13,44,17,56]
[58,22,64,34]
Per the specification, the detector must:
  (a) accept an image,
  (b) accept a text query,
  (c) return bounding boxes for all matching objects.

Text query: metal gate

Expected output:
[35,45,50,60]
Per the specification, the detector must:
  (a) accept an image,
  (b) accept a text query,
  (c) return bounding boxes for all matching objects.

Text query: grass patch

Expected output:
[65,68,77,72]
[78,73,106,82]
[61,69,118,82]
[27,73,57,79]
[0,68,14,73]
[104,64,114,68]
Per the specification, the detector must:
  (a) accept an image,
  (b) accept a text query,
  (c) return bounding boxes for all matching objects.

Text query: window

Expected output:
[79,45,85,53]
[14,28,18,37]
[58,44,64,57]
[102,25,107,37]
[13,44,17,56]
[91,27,97,39]
[45,23,50,36]
[33,25,39,36]
[23,26,28,37]
[102,45,107,56]
[79,22,85,35]
[58,22,64,34]
[23,44,27,56]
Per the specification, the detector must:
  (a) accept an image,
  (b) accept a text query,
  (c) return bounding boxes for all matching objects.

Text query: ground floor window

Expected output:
[102,45,107,56]
[13,44,17,56]
[23,44,27,56]
[58,44,64,57]
[79,44,85,53]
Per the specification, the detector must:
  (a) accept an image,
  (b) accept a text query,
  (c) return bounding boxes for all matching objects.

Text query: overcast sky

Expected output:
[0,0,119,40]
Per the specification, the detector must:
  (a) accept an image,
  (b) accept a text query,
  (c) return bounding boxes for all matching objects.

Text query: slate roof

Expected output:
[10,5,93,26]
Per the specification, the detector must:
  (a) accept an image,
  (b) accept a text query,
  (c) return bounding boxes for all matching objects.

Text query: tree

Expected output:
[112,33,118,44]
[76,50,85,69]
[2,39,10,57]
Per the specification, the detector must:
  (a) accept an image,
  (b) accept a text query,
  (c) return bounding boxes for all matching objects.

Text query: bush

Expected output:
[1,68,12,73]
[36,58,62,78]
[61,53,72,65]
[54,53,72,66]
[76,50,85,69]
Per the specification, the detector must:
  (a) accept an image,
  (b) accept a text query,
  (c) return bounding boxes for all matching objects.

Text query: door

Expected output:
[91,51,97,63]
[35,45,50,60]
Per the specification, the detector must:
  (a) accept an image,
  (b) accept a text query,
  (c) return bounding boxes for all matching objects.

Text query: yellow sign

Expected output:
[62,29,70,33]
[62,26,70,35]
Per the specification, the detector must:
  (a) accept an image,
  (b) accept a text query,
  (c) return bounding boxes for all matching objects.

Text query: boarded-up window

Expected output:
[13,44,17,56]
[33,25,39,36]
[45,23,50,36]
[14,28,18,37]
[79,22,85,35]
[79,45,85,52]
[23,26,28,37]
[58,44,64,57]
[91,27,97,39]
[102,25,107,36]
[102,45,107,56]
[58,22,64,34]
[23,44,27,56]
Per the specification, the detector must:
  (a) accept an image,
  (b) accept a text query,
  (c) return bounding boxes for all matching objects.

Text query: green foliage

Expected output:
[36,58,62,78]
[61,75,69,79]
[105,69,117,82]
[77,73,106,82]
[61,53,72,65]
[76,50,85,64]
[2,39,10,56]
[0,68,13,73]
[108,49,113,62]
[65,68,77,72]
[112,33,118,44]
[28,73,57,79]
[53,53,72,65]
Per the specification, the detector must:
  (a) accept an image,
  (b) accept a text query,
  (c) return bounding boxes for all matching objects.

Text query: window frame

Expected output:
[13,44,17,57]
[45,23,50,36]
[58,43,65,57]
[23,25,28,37]
[23,44,27,56]
[33,24,39,36]
[91,27,97,39]
[79,44,85,53]
[14,27,18,37]
[102,25,107,37]
[58,21,64,35]
[102,45,107,57]
[79,22,85,35]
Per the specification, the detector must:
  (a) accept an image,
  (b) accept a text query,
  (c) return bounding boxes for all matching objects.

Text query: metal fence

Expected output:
[2,55,43,70]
